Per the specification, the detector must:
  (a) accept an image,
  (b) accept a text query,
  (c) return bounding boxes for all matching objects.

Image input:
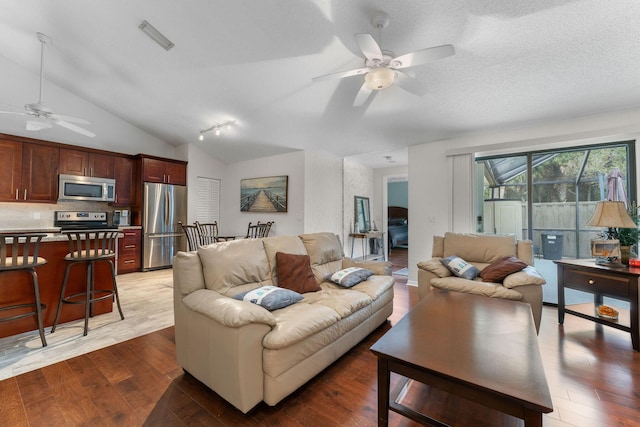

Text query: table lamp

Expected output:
[585,201,637,266]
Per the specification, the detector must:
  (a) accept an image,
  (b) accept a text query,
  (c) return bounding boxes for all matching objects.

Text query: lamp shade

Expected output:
[364,68,396,90]
[586,201,637,228]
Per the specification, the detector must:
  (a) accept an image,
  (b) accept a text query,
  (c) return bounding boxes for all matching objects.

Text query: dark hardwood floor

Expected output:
[2,247,639,426]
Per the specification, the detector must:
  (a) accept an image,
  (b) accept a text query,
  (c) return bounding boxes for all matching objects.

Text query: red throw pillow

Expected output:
[276,252,321,293]
[479,256,527,283]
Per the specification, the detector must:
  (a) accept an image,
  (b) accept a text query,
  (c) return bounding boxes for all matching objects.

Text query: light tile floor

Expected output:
[0,268,174,381]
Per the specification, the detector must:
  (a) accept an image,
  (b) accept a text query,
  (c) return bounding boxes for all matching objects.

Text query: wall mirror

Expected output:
[354,196,371,233]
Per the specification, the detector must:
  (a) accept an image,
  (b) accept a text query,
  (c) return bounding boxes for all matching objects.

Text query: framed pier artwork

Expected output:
[240,175,288,212]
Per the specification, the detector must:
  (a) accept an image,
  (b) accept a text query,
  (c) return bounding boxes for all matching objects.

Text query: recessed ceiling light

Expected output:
[139,20,174,51]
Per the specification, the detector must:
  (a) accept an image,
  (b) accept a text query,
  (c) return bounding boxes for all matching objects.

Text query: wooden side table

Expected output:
[349,231,386,261]
[555,259,639,351]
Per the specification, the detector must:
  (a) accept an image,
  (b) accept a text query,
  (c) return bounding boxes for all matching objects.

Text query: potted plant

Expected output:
[613,203,640,264]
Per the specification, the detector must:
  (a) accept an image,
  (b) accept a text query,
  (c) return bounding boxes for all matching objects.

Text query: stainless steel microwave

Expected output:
[58,174,116,202]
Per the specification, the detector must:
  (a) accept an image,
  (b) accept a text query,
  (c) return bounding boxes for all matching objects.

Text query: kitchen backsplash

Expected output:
[0,201,123,229]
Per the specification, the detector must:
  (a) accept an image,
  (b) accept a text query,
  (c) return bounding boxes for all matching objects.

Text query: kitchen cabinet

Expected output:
[117,228,141,274]
[113,156,134,206]
[59,148,115,178]
[141,156,187,185]
[0,139,58,202]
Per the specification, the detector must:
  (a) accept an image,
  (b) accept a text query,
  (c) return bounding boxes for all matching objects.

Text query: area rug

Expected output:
[394,267,409,276]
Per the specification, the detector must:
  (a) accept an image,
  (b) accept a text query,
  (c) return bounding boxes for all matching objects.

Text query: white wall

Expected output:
[222,151,306,237]
[343,159,373,258]
[408,107,640,284]
[303,150,343,235]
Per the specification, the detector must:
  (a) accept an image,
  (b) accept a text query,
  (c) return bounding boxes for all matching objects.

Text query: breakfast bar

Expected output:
[0,229,115,338]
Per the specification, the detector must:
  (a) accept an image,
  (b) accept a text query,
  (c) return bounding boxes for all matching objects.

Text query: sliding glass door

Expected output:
[476,141,635,304]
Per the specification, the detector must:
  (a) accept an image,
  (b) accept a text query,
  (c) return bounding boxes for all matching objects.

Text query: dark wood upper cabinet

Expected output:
[141,156,187,185]
[59,148,115,178]
[113,156,134,206]
[0,139,23,201]
[0,138,58,202]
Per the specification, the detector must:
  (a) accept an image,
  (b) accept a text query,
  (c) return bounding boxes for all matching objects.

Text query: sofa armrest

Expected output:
[503,266,546,289]
[182,289,276,328]
[417,258,452,299]
[342,257,392,276]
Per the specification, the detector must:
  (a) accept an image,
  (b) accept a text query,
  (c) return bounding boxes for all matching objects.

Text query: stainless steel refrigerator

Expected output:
[142,182,187,270]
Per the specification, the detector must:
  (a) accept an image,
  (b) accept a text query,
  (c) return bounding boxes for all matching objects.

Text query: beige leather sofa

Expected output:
[417,232,546,332]
[172,232,394,413]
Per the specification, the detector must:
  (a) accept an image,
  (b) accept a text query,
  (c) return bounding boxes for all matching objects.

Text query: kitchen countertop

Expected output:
[0,226,142,242]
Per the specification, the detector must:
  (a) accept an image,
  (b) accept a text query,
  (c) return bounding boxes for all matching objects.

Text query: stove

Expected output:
[54,211,119,231]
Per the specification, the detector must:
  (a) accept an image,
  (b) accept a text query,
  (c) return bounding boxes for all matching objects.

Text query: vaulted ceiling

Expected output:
[1,1,639,168]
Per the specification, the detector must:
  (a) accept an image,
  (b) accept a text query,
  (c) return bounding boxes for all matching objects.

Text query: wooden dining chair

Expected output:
[195,221,219,245]
[179,221,200,251]
[246,221,274,238]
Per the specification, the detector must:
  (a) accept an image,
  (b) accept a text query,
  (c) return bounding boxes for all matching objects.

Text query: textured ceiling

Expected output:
[1,1,640,168]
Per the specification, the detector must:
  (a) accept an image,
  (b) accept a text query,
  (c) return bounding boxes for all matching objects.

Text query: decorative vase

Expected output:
[620,245,635,265]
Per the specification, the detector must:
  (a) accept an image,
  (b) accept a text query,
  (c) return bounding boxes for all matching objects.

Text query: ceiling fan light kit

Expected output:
[311,11,455,107]
[364,67,396,90]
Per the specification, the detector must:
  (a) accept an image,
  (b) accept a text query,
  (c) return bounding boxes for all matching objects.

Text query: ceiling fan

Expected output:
[312,12,455,107]
[0,32,95,137]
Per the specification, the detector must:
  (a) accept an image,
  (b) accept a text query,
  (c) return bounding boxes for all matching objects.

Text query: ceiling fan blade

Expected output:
[312,67,369,82]
[354,33,383,62]
[54,119,96,137]
[353,82,374,107]
[0,110,29,117]
[395,71,428,96]
[48,113,90,125]
[390,44,455,69]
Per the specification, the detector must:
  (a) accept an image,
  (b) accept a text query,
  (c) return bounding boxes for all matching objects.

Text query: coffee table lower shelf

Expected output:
[564,303,631,333]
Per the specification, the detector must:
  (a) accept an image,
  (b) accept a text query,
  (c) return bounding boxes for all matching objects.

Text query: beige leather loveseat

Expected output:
[172,232,394,413]
[417,232,546,332]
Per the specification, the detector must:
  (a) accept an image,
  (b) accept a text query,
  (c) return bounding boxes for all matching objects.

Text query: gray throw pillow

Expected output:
[328,267,374,288]
[233,285,303,311]
[440,255,481,280]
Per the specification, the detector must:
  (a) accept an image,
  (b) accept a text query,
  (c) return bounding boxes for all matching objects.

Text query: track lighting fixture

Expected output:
[198,120,236,141]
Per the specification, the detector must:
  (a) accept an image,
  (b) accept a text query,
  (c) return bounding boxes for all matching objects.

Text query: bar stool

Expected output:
[0,233,48,347]
[51,230,124,336]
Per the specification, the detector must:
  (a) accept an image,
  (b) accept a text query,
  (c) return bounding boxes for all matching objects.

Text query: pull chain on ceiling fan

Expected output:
[312,11,455,107]
[0,32,95,137]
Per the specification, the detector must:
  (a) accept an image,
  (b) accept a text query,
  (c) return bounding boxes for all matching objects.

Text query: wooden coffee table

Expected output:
[370,290,553,427]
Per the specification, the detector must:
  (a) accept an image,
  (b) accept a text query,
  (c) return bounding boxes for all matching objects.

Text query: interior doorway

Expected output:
[384,174,409,276]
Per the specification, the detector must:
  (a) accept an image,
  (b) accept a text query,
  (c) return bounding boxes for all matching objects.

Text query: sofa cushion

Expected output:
[503,265,547,288]
[431,277,523,300]
[479,256,527,283]
[262,302,341,350]
[303,288,373,318]
[263,235,308,286]
[443,232,517,264]
[349,274,395,300]
[275,252,321,293]
[233,285,303,311]
[441,256,481,280]
[328,267,374,288]
[198,239,272,296]
[299,232,344,282]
